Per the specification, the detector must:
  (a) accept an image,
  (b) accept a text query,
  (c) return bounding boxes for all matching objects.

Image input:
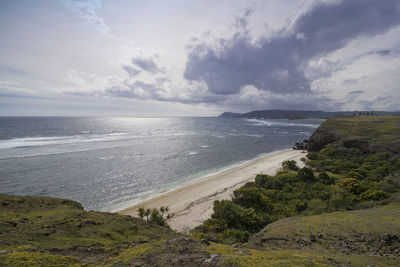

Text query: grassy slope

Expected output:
[250,203,400,256]
[0,193,178,266]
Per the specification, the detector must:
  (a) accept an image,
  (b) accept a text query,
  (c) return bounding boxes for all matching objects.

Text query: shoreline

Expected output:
[118,149,306,232]
[112,149,287,212]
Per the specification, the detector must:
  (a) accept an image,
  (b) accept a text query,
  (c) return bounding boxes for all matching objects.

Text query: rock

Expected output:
[379,233,398,245]
[308,127,340,152]
[293,141,308,150]
[6,220,17,227]
[201,238,210,246]
[310,234,316,242]
[0,251,11,256]
[204,254,219,264]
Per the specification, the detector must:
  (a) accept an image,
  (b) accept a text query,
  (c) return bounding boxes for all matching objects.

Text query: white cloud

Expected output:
[59,0,110,33]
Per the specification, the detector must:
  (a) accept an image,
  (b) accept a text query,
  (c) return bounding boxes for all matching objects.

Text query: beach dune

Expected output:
[119,149,306,232]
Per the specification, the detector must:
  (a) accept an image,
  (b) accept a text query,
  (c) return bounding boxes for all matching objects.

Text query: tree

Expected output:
[136,206,173,226]
[144,208,151,222]
[138,207,145,220]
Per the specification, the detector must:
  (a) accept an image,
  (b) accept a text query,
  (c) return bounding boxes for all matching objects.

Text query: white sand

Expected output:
[118,149,306,232]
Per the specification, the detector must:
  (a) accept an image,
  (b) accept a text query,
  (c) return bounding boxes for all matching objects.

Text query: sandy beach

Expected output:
[119,149,306,232]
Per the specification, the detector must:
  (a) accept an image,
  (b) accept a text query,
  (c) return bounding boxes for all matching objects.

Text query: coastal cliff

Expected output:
[308,116,400,153]
[1,116,400,266]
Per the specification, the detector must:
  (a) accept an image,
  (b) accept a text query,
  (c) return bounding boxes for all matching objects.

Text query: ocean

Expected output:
[0,117,321,212]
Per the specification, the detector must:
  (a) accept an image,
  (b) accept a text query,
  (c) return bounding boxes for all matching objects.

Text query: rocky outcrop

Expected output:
[307,127,340,152]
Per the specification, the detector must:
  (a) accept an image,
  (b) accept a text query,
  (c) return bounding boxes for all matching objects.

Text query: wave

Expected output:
[0,131,200,150]
[244,118,319,128]
[187,151,199,156]
[0,133,130,150]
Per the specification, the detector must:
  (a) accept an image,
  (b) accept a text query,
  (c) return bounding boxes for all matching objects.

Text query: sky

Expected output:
[0,0,400,116]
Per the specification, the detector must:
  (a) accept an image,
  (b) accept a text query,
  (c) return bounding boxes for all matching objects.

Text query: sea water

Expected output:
[0,117,321,211]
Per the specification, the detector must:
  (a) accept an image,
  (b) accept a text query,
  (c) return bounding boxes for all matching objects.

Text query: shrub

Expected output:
[220,229,250,243]
[307,152,318,160]
[318,172,335,185]
[361,190,390,201]
[329,187,357,210]
[295,201,308,213]
[233,185,272,212]
[282,160,299,171]
[298,167,315,183]
[255,174,272,188]
[336,178,366,195]
[306,199,327,215]
[211,200,262,231]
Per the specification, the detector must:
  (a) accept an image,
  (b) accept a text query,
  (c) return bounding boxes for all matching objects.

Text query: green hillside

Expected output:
[308,116,400,153]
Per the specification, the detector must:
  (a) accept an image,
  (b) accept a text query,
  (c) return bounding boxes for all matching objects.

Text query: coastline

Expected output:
[118,149,306,232]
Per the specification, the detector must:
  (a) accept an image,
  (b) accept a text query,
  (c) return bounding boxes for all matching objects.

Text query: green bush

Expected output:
[336,178,366,195]
[361,190,390,201]
[211,200,262,231]
[282,160,299,171]
[318,172,335,185]
[233,184,272,212]
[219,229,250,244]
[298,167,315,183]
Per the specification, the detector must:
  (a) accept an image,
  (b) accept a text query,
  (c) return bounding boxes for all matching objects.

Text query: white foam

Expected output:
[0,130,202,150]
[244,118,319,128]
[0,133,130,150]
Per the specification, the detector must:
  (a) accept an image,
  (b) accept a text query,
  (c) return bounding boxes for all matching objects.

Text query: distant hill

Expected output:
[218,110,399,119]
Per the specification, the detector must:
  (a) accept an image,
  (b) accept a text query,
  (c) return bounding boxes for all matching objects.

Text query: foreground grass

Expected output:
[0,193,177,266]
[206,243,399,267]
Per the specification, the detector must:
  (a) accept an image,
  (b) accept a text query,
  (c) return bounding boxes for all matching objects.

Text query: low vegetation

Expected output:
[193,116,400,244]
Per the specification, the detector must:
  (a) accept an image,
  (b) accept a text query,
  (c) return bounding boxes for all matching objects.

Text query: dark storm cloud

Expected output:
[343,79,360,85]
[184,0,400,97]
[131,58,164,74]
[122,65,141,77]
[348,90,364,94]
[375,50,392,57]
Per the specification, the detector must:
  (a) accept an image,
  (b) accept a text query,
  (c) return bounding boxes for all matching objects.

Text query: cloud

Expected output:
[348,90,364,94]
[184,0,400,98]
[59,0,110,33]
[62,0,400,112]
[131,58,164,74]
[122,65,141,77]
